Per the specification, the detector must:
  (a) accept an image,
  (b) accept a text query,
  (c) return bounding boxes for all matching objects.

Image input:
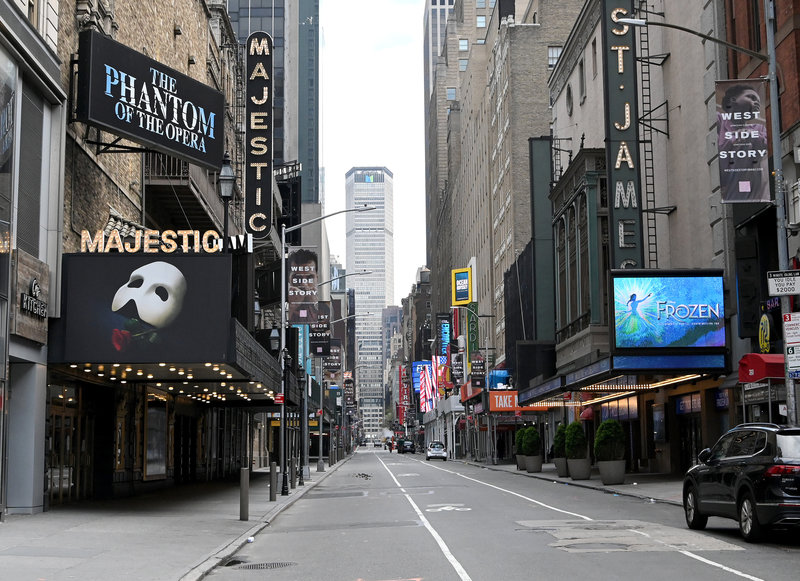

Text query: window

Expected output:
[548,46,562,68]
[459,39,469,51]
[477,0,486,7]
[459,59,468,71]
[591,39,598,78]
[579,59,585,100]
[446,87,456,100]
[477,16,486,28]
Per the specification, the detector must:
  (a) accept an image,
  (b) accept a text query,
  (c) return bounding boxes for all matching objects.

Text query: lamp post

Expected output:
[280,205,375,494]
[618,3,796,424]
[218,152,235,252]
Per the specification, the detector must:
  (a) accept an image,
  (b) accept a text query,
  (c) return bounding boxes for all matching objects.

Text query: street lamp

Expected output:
[280,204,376,494]
[618,4,796,424]
[218,152,235,252]
[317,270,373,287]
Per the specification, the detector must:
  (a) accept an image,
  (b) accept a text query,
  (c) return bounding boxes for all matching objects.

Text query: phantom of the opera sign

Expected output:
[76,30,224,170]
[602,1,644,268]
[245,32,274,238]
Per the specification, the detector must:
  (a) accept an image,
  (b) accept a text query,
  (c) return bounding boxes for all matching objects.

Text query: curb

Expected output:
[461,460,683,508]
[180,455,353,581]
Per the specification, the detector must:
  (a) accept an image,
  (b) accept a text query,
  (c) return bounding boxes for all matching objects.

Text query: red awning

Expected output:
[738,353,785,383]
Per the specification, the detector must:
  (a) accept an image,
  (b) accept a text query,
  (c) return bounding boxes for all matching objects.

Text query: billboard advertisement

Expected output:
[75,30,224,170]
[716,79,770,203]
[309,301,330,356]
[58,254,231,363]
[411,360,432,393]
[287,247,318,324]
[611,270,725,350]
[452,268,472,305]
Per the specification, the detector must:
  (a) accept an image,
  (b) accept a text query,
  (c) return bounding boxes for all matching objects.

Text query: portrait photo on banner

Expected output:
[715,79,770,203]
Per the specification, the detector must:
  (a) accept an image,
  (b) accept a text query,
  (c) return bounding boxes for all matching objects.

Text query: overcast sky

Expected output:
[319,0,427,304]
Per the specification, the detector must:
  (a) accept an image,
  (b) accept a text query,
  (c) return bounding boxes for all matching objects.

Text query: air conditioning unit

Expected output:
[788,180,800,230]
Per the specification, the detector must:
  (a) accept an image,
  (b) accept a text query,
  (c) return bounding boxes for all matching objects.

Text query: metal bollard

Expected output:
[269,462,277,502]
[240,467,249,521]
[290,457,296,489]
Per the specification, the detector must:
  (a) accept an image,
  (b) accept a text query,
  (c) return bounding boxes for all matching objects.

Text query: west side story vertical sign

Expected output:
[602,1,644,268]
[246,32,273,238]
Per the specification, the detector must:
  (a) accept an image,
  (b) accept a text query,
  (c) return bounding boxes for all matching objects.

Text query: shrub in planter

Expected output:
[594,419,625,461]
[515,428,525,456]
[522,426,541,456]
[553,423,567,458]
[552,422,568,477]
[594,419,626,485]
[564,421,587,459]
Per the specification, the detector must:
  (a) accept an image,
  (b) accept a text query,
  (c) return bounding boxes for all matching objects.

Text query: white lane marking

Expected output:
[418,459,763,580]
[377,455,472,581]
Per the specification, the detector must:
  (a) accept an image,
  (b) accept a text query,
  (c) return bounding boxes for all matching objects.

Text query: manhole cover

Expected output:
[236,562,297,570]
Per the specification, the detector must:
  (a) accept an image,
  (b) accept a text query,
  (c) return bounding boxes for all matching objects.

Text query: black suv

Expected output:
[683,423,800,541]
[397,440,415,454]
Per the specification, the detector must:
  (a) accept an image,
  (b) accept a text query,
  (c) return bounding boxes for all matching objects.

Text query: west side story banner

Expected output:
[715,79,770,203]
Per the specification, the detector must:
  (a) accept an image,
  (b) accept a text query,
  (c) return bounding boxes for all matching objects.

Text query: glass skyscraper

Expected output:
[345,168,394,439]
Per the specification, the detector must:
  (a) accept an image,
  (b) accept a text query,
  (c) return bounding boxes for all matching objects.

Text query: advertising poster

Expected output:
[287,247,318,324]
[716,79,770,203]
[612,272,725,349]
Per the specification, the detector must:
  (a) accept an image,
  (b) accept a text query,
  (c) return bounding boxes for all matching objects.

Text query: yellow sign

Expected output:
[452,267,472,306]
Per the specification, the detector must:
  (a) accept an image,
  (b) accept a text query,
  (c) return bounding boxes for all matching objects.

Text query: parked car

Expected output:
[426,441,447,461]
[682,423,800,542]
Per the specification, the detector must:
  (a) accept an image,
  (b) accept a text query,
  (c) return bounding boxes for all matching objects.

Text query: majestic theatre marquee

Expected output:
[75,29,225,170]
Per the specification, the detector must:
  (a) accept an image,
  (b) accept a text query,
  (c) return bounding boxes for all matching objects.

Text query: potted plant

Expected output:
[515,428,526,470]
[594,419,626,485]
[565,420,591,480]
[552,423,569,477]
[522,426,542,473]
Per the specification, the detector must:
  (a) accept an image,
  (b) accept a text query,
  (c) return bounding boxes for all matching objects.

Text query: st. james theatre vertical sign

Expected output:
[602,1,643,268]
[246,32,273,238]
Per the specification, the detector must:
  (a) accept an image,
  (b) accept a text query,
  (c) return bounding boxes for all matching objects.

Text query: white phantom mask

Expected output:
[112,262,188,328]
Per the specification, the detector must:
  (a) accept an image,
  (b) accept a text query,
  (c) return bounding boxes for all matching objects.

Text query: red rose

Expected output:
[112,328,132,351]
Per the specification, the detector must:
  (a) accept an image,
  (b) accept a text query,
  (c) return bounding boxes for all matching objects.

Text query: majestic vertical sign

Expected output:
[246,32,273,238]
[715,79,770,203]
[602,1,643,268]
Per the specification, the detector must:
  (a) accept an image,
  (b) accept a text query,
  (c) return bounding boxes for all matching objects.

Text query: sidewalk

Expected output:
[0,454,684,581]
[0,460,348,581]
[460,458,684,506]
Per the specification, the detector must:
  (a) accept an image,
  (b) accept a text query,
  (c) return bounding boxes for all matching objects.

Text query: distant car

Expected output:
[426,441,447,461]
[373,440,381,447]
[401,440,415,454]
[683,423,800,542]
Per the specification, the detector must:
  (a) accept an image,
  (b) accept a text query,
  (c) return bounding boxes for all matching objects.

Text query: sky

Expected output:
[319,0,427,304]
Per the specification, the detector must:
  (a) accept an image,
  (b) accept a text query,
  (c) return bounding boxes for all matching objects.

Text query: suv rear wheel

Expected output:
[738,492,764,542]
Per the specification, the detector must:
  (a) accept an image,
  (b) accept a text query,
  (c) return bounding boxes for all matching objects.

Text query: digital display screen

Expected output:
[612,272,725,349]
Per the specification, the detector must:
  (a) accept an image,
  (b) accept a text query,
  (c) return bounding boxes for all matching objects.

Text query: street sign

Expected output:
[787,346,800,371]
[768,270,800,296]
[784,313,800,371]
[274,393,284,404]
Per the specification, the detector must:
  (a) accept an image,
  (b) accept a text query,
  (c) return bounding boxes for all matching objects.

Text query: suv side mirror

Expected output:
[698,448,712,464]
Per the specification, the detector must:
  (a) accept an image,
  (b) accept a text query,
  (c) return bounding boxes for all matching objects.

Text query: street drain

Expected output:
[235,562,297,570]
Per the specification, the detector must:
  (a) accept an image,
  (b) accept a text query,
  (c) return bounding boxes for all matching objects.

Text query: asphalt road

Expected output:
[204,449,800,581]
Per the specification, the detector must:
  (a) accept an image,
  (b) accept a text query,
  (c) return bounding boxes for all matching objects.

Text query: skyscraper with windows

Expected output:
[345,168,394,439]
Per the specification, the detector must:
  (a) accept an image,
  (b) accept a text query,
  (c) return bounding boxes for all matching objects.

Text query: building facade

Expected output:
[345,167,394,439]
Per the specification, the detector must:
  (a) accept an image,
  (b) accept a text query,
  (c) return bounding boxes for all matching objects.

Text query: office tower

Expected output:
[423,0,455,99]
[345,167,394,439]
